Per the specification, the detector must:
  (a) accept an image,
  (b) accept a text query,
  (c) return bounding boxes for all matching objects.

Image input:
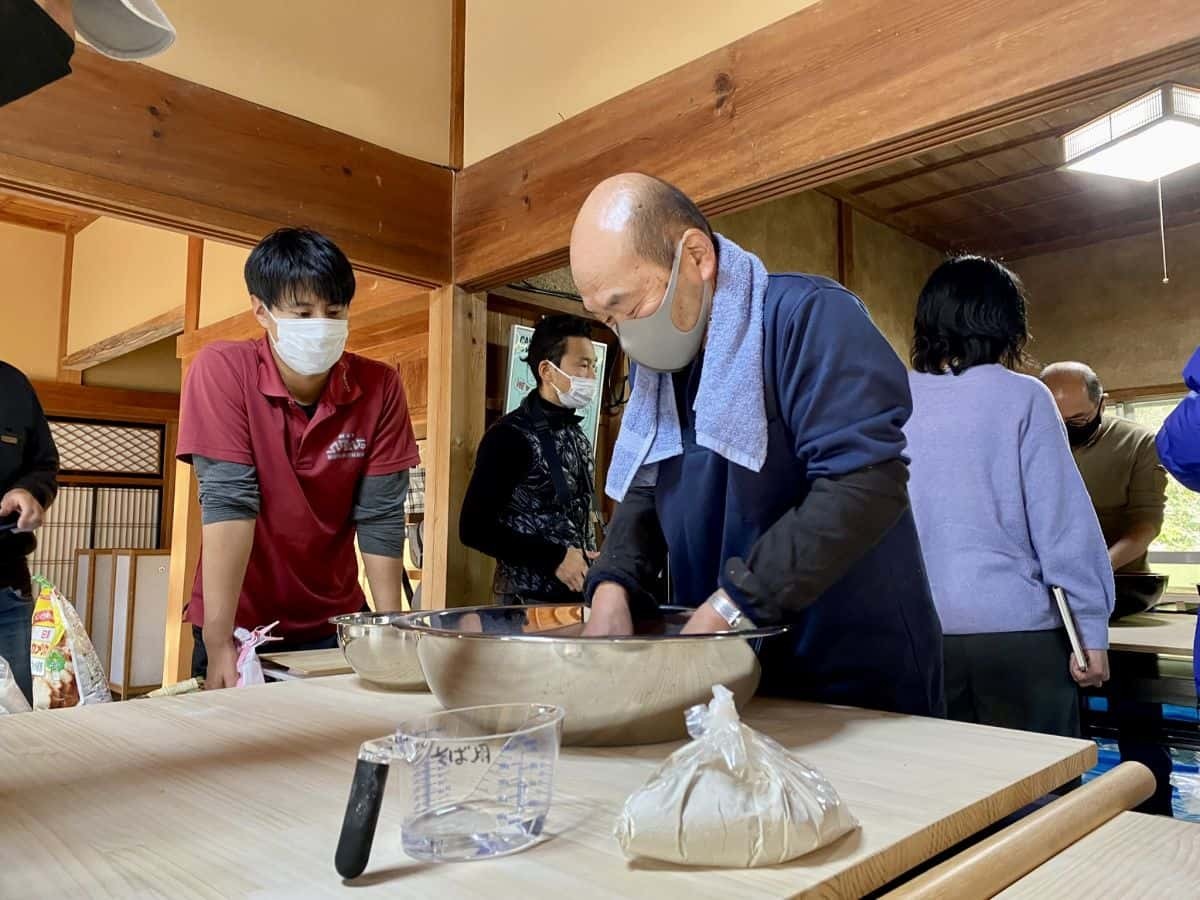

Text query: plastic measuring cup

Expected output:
[335,702,565,878]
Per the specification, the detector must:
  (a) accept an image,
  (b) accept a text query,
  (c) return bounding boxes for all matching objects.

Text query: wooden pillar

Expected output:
[161,239,203,685]
[423,286,489,609]
[184,237,203,331]
[449,0,466,170]
[161,453,199,685]
[55,230,81,384]
[837,199,854,288]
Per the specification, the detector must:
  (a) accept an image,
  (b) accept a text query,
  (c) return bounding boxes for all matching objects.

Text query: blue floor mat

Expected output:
[1087,696,1200,723]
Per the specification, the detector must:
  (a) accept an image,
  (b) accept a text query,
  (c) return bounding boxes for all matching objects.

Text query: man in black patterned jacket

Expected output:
[460,315,599,604]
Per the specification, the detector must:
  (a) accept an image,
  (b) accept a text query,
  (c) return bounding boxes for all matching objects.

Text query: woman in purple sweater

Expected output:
[904,256,1114,737]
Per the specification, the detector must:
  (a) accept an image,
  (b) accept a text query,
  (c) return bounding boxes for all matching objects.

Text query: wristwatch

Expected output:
[710,589,755,632]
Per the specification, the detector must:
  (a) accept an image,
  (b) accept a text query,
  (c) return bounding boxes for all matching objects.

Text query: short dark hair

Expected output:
[525,315,592,386]
[628,176,714,268]
[244,228,356,310]
[911,255,1030,375]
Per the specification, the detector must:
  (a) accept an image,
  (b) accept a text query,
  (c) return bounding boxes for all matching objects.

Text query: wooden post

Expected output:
[56,230,81,384]
[184,237,203,332]
[423,286,489,609]
[161,240,204,685]
[449,0,466,170]
[161,456,199,685]
[837,200,854,288]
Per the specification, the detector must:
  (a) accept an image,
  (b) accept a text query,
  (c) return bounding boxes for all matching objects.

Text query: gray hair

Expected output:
[1040,361,1104,404]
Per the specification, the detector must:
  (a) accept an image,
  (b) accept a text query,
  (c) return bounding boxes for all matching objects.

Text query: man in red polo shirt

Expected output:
[178,228,419,689]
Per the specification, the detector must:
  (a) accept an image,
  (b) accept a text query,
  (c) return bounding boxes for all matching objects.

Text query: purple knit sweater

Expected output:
[904,365,1115,649]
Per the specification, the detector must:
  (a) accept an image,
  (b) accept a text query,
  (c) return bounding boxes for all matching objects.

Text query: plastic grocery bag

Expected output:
[234,621,282,687]
[29,576,110,709]
[0,655,31,714]
[615,684,858,867]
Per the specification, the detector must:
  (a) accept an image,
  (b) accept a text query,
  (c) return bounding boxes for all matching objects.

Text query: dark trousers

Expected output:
[944,630,1081,738]
[0,587,32,704]
[190,625,339,680]
[1113,706,1175,816]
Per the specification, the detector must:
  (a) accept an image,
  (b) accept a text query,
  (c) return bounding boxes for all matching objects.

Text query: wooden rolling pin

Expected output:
[884,761,1155,900]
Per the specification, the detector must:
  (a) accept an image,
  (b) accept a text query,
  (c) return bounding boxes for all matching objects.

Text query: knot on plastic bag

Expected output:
[684,683,748,777]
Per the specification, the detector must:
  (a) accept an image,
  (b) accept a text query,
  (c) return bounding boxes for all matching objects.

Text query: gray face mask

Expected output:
[615,239,713,373]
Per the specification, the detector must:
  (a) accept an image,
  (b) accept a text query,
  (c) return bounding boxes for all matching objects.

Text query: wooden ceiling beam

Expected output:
[884,163,1062,215]
[921,182,1088,234]
[819,186,951,253]
[0,47,451,285]
[0,208,69,233]
[31,380,180,423]
[849,125,1068,197]
[61,306,185,371]
[488,286,591,320]
[452,0,1200,290]
[1000,202,1200,260]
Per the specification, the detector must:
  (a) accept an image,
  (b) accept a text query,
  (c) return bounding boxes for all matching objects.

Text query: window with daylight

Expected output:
[1107,396,1200,593]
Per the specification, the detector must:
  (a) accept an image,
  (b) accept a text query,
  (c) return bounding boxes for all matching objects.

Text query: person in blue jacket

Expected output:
[571,173,944,717]
[1155,346,1200,699]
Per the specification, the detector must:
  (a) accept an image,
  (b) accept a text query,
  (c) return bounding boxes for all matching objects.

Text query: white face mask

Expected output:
[548,362,597,410]
[265,308,349,376]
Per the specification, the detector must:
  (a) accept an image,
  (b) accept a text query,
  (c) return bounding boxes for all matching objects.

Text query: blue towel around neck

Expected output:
[606,233,768,502]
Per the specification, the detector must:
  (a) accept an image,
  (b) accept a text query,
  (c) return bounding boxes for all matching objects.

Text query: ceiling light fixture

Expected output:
[1062,84,1200,284]
[1063,84,1200,182]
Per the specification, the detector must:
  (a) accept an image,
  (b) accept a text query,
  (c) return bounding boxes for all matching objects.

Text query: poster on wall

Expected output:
[504,324,608,458]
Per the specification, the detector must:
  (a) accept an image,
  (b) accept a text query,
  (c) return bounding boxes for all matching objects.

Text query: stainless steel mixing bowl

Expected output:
[404,604,787,746]
[330,611,427,691]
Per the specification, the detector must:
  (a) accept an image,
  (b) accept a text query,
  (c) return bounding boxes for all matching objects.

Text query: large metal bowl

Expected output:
[330,611,426,691]
[1112,573,1169,622]
[404,604,787,746]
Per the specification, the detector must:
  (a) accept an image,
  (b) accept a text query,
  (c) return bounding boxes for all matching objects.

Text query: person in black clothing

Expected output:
[461,315,599,604]
[0,362,58,704]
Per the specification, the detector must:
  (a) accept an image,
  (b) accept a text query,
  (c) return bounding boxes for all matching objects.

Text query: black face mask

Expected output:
[1066,409,1103,448]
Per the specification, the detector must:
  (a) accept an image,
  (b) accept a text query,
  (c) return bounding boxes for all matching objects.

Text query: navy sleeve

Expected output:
[778,285,911,476]
[1157,348,1200,492]
[720,285,913,621]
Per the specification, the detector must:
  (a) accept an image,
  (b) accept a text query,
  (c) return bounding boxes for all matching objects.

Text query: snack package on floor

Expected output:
[29,576,111,709]
[615,684,858,867]
[235,621,282,687]
[0,655,31,714]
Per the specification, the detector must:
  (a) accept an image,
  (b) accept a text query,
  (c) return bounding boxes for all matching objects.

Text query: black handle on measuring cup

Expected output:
[335,757,390,880]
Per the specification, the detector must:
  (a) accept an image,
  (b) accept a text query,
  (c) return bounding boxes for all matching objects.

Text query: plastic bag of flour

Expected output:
[615,684,858,867]
[29,576,111,709]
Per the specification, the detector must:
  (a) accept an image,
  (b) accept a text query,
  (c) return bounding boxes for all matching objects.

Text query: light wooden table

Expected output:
[0,676,1095,899]
[998,811,1200,897]
[1109,613,1195,657]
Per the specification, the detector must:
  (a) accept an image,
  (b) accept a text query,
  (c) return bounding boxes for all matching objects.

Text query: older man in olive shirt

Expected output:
[1042,362,1166,572]
[1042,361,1173,816]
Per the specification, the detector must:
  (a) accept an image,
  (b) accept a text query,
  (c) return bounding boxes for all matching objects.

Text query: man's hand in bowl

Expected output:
[582,583,633,636]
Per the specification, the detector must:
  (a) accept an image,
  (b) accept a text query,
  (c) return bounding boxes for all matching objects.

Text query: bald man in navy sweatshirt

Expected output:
[573,174,944,717]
